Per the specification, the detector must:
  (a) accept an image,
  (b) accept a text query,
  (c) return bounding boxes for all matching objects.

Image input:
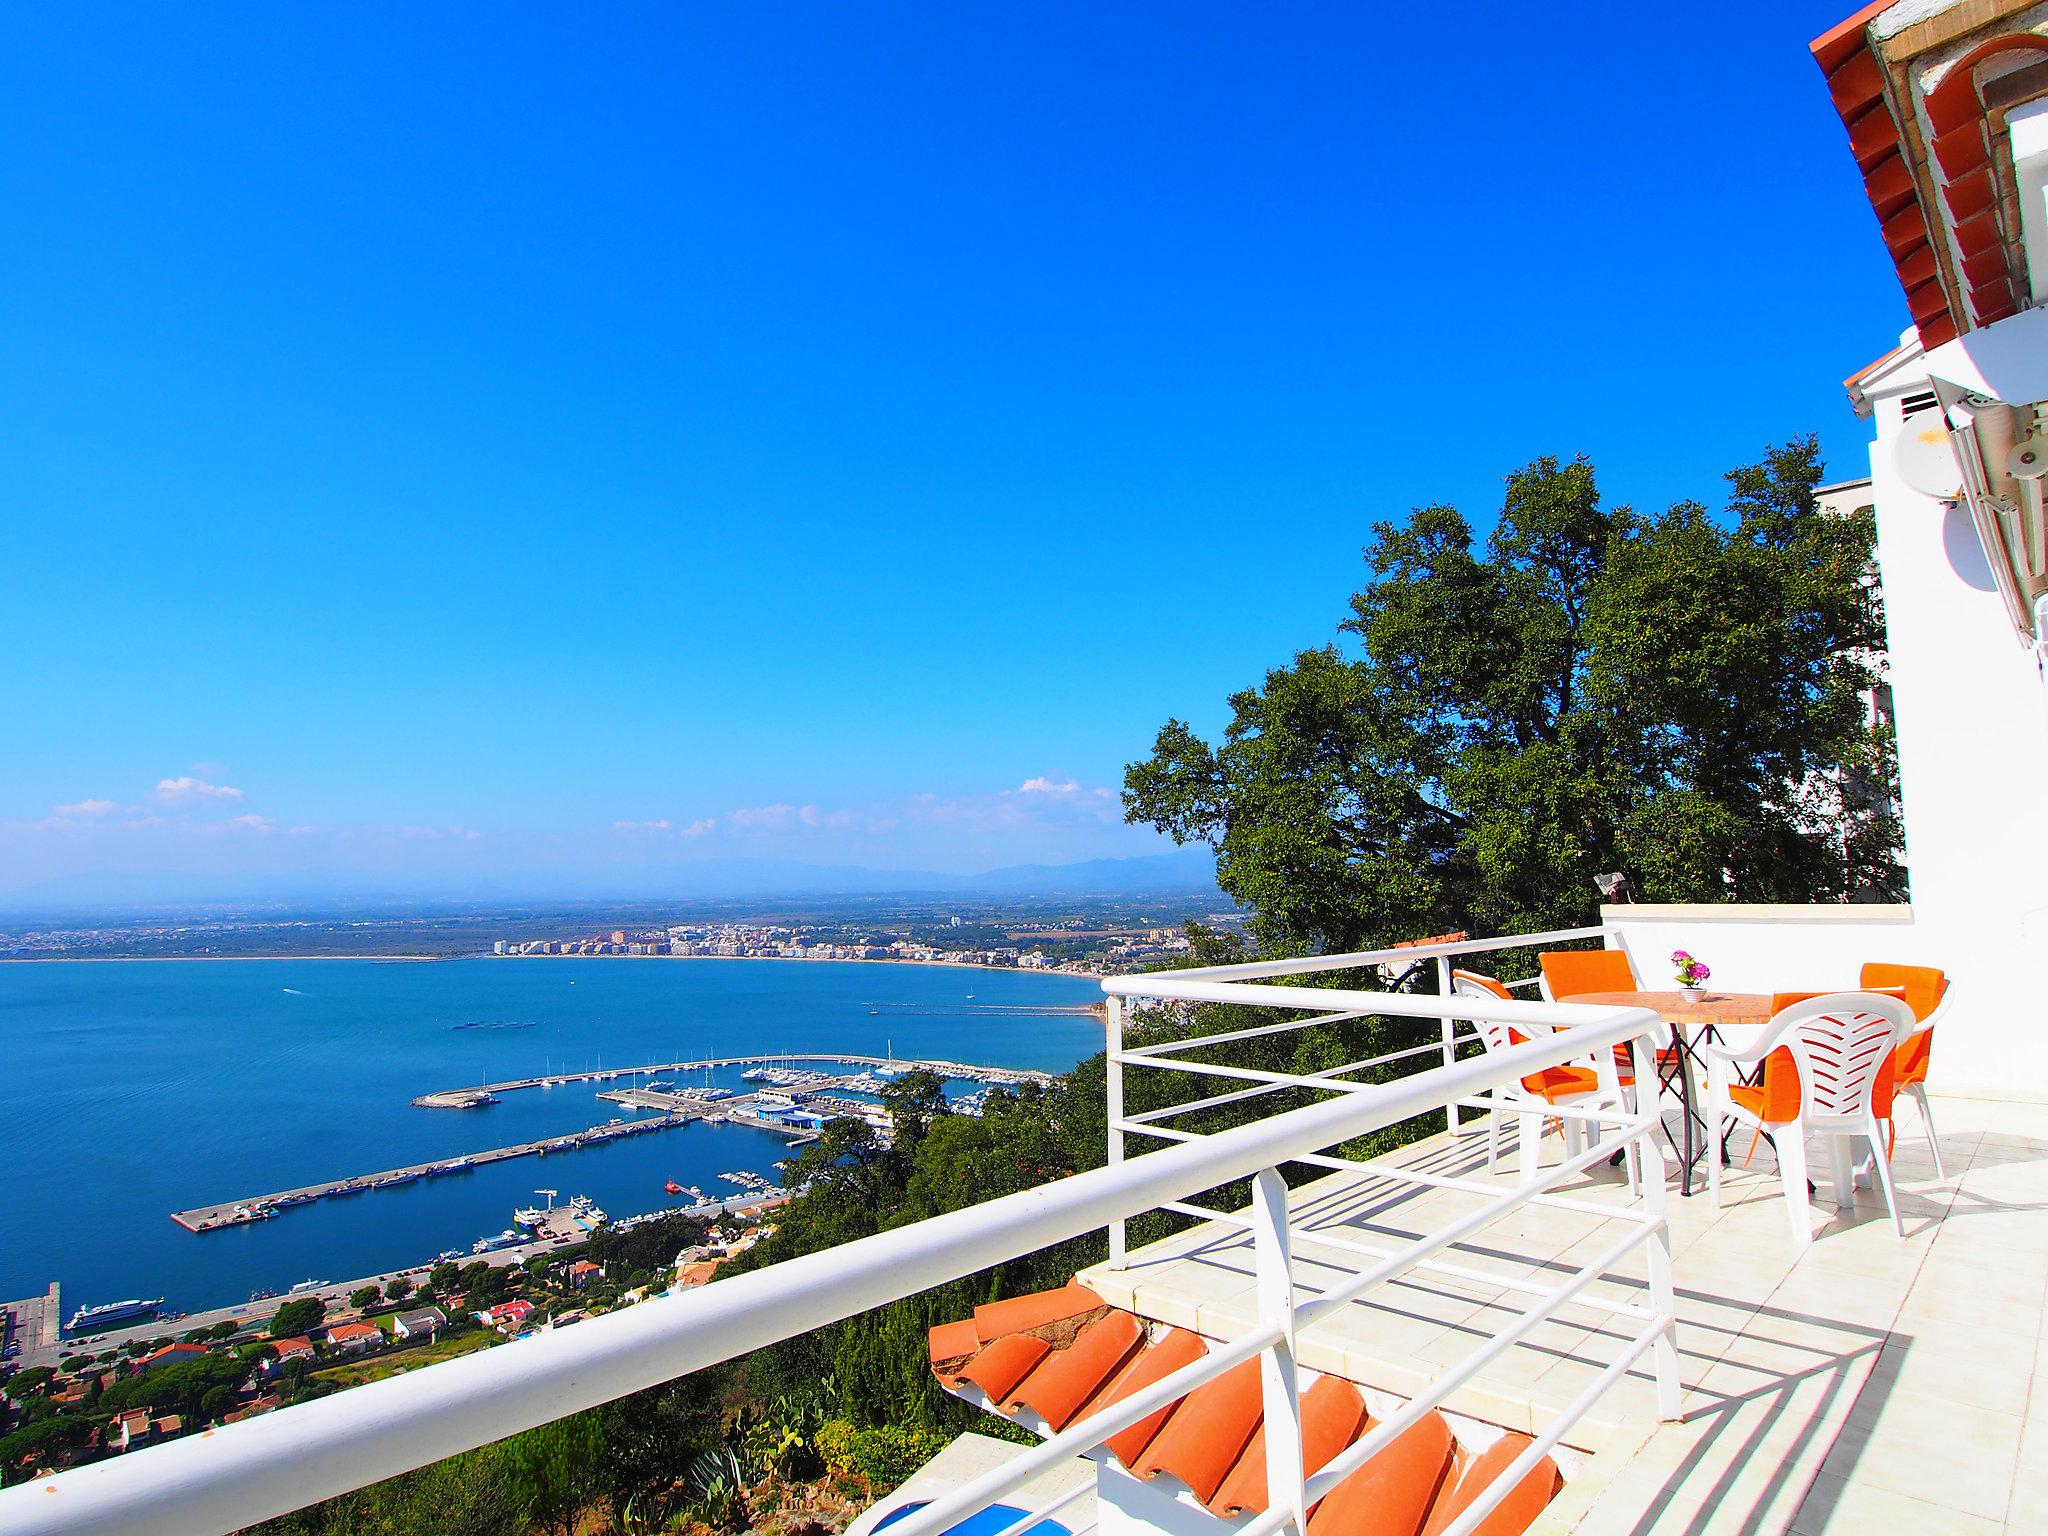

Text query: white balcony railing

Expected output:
[0,961,1673,1536]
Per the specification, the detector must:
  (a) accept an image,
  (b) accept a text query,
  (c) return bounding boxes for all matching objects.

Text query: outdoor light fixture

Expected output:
[1594,872,1633,902]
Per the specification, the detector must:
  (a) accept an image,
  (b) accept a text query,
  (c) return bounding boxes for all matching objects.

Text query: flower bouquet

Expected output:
[1672,950,1710,1003]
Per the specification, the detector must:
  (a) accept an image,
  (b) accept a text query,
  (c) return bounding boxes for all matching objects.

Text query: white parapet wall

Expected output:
[1600,902,2047,1102]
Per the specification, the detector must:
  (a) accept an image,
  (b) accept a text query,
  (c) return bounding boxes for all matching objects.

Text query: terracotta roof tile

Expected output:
[971,1282,1105,1343]
[1307,1412,1456,1536]
[1132,1356,1264,1502]
[1000,1309,1143,1431]
[1419,1433,1561,1536]
[928,1319,981,1382]
[958,1333,1051,1403]
[1210,1374,1367,1517]
[926,1282,1560,1536]
[1092,1326,1209,1467]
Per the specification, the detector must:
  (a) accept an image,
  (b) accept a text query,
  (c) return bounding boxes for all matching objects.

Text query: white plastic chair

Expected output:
[1884,982,1953,1179]
[1852,980,1955,1191]
[1702,992,1915,1246]
[1452,970,1635,1190]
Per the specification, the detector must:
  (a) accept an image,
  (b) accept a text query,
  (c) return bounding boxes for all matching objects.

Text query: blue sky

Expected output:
[0,3,1909,897]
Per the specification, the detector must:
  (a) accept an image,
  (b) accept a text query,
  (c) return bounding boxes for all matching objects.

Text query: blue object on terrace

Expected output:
[875,1501,1072,1536]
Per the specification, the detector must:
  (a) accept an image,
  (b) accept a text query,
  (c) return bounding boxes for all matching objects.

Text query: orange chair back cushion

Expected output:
[1859,962,1947,1023]
[1454,972,1554,1095]
[1538,950,1636,999]
[1862,962,1944,1096]
[1451,970,1513,1001]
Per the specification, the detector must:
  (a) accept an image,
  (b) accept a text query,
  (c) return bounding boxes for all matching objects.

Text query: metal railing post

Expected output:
[1252,1168,1305,1535]
[1631,1034,1684,1420]
[1105,994,1127,1269]
[1436,953,1461,1134]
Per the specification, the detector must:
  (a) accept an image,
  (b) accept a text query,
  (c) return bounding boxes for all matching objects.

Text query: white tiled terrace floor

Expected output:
[1077,1093,2048,1536]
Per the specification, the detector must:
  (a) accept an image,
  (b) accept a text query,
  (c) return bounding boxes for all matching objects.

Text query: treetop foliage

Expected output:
[1125,440,1903,953]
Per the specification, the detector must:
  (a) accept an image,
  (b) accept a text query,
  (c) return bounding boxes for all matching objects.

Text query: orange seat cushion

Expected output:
[1539,950,1636,999]
[1520,1064,1603,1101]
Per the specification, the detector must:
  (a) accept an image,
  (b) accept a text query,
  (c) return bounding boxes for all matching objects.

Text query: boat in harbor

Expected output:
[288,1278,329,1294]
[65,1297,164,1335]
[471,1229,522,1254]
[664,1179,684,1195]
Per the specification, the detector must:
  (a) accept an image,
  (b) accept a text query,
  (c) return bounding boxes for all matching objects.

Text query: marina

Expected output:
[411,1050,1056,1105]
[1,958,1101,1324]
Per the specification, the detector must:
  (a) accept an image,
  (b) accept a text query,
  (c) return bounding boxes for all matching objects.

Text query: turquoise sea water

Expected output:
[0,958,1102,1316]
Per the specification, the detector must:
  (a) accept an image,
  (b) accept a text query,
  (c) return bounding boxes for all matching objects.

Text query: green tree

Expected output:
[384,1275,414,1302]
[503,1410,608,1536]
[459,1261,509,1308]
[1124,441,1902,954]
[0,1417,91,1487]
[269,1297,326,1338]
[4,1365,54,1401]
[348,1286,381,1311]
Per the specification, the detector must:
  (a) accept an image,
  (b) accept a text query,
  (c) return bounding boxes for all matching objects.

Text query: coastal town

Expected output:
[489,919,1194,974]
[0,1199,784,1484]
[0,893,1230,967]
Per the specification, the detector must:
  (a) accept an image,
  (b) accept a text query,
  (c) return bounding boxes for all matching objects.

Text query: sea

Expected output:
[0,957,1103,1318]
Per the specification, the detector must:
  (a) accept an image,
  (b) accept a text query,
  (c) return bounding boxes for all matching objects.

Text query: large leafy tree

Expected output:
[1125,439,1902,954]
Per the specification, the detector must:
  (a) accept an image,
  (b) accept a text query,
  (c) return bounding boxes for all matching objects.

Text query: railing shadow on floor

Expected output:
[1588,1294,1893,1536]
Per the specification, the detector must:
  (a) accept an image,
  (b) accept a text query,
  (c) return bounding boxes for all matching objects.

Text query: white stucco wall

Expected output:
[1860,355,2048,1101]
[1600,905,1917,1001]
[1597,339,2048,1101]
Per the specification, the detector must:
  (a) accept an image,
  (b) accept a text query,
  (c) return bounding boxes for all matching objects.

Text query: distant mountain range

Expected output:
[0,849,1223,917]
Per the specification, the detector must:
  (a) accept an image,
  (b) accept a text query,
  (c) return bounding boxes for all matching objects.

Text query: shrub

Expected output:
[814,1419,858,1474]
[844,1424,948,1490]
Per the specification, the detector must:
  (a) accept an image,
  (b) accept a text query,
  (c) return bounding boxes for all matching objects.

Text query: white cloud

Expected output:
[224,814,276,834]
[156,775,244,804]
[1018,775,1079,795]
[399,825,482,842]
[613,819,675,834]
[52,798,116,817]
[680,818,716,838]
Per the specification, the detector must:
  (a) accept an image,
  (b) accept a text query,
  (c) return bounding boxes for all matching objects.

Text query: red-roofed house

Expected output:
[266,1337,315,1371]
[476,1300,535,1332]
[674,1259,722,1289]
[111,1411,153,1452]
[322,1322,382,1354]
[564,1260,603,1288]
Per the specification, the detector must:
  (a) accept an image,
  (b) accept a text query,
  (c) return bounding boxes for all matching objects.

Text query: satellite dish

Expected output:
[1895,413,1962,499]
[2007,437,2048,480]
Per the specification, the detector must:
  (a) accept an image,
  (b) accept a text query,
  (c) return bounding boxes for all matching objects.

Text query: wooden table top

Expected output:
[1569,987,1907,1030]
[1567,990,1778,1028]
